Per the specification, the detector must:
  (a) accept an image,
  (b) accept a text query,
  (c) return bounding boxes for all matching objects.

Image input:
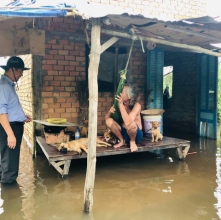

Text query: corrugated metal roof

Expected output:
[0,1,220,55]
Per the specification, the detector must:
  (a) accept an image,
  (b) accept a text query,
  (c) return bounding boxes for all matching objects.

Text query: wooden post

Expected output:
[83,18,101,212]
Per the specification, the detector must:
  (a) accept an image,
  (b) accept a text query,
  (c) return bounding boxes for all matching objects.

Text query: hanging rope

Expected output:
[111,38,135,124]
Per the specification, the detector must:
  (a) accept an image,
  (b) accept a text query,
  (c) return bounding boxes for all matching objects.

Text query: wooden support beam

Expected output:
[84,18,101,212]
[100,37,119,54]
[100,28,221,57]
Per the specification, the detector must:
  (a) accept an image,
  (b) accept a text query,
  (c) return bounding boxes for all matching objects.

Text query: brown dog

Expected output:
[104,129,118,145]
[80,120,88,137]
[58,137,112,154]
[150,121,163,142]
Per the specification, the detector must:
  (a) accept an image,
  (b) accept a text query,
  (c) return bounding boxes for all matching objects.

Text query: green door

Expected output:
[198,54,218,139]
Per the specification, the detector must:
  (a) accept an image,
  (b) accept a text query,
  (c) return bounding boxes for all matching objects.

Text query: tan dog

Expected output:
[150,121,163,142]
[58,137,112,154]
[80,120,88,137]
[104,129,118,145]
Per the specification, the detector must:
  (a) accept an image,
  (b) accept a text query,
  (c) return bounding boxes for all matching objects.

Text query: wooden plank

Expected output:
[36,136,190,161]
[84,18,101,212]
[100,37,119,54]
[100,28,221,57]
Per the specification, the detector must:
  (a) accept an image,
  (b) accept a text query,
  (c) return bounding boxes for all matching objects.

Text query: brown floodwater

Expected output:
[0,131,220,220]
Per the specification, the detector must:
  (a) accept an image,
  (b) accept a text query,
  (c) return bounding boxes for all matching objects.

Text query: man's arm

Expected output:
[118,101,141,126]
[0,114,16,149]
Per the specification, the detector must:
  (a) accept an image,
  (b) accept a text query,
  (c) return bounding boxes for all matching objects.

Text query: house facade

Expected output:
[14,0,213,150]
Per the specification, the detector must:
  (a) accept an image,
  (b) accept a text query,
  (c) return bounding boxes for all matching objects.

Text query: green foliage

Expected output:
[111,69,127,124]
[163,72,173,96]
[217,61,221,122]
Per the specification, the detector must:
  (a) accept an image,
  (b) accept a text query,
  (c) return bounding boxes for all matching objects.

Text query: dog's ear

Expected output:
[158,122,161,126]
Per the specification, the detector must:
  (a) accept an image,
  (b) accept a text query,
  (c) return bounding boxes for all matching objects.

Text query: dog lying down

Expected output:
[58,137,112,154]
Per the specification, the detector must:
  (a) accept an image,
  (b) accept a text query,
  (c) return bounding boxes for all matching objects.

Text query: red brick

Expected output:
[65,56,75,60]
[43,86,54,91]
[60,92,71,97]
[58,50,69,55]
[54,76,65,81]
[62,113,72,117]
[64,18,74,23]
[46,60,57,65]
[55,27,65,32]
[53,17,64,22]
[50,22,60,27]
[65,66,75,71]
[56,98,66,103]
[42,92,53,97]
[76,57,85,61]
[52,44,63,50]
[59,40,69,45]
[58,60,69,65]
[53,65,64,71]
[64,45,74,50]
[43,98,54,103]
[69,51,80,56]
[48,50,58,55]
[55,108,65,113]
[44,54,54,60]
[54,55,65,60]
[48,103,60,108]
[60,23,69,28]
[61,81,71,86]
[59,71,70,76]
[61,103,72,108]
[45,44,51,49]
[76,67,85,71]
[48,113,61,118]
[48,71,59,75]
[42,65,52,70]
[44,76,53,81]
[47,39,56,44]
[70,72,80,76]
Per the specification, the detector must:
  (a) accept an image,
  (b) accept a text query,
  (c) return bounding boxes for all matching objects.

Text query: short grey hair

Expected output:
[125,83,138,108]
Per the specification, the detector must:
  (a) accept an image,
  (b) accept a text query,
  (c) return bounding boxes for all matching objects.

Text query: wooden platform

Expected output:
[36,136,190,177]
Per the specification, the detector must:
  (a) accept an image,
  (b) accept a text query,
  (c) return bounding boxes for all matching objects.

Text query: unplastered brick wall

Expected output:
[40,17,147,134]
[17,54,34,148]
[41,17,86,133]
[164,51,198,133]
[89,0,207,20]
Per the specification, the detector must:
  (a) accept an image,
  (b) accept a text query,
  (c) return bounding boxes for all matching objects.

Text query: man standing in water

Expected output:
[105,84,143,152]
[0,56,32,184]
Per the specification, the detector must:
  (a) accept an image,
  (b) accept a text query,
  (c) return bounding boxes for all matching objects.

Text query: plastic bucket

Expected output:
[143,115,162,137]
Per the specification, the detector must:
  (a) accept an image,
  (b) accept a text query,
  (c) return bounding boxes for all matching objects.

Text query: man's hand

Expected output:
[105,106,116,120]
[25,114,32,123]
[115,94,123,105]
[7,133,16,149]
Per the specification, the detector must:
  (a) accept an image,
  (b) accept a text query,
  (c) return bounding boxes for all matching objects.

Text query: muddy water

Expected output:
[0,132,220,220]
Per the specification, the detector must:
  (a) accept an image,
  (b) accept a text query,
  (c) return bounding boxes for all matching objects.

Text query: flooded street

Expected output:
[0,131,220,220]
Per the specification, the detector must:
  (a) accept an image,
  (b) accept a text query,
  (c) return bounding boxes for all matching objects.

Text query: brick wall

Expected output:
[40,16,147,134]
[89,0,207,20]
[164,51,198,133]
[17,54,34,149]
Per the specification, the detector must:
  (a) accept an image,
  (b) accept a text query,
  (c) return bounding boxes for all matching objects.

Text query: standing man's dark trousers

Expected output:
[0,123,24,183]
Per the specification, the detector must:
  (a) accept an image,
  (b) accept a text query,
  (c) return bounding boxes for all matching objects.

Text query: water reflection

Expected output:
[0,135,220,220]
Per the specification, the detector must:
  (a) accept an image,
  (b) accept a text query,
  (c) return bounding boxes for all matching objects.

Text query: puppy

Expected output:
[58,137,112,154]
[80,120,88,137]
[150,121,163,143]
[104,129,118,145]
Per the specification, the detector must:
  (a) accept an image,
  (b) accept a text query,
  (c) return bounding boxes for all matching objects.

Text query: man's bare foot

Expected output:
[130,142,138,152]
[114,141,125,148]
